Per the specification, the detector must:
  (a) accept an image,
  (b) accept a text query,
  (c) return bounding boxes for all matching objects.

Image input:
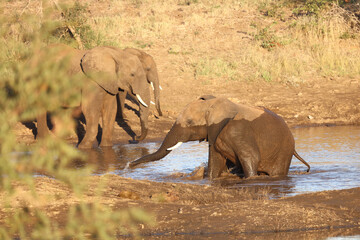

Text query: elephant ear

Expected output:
[206,117,232,146]
[81,48,124,95]
[205,98,238,146]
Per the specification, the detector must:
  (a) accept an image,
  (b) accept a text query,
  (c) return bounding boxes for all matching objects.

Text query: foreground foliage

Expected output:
[0,2,152,239]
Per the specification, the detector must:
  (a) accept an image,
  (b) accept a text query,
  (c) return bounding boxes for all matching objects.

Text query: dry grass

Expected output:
[84,0,360,86]
[3,0,359,84]
[4,0,359,84]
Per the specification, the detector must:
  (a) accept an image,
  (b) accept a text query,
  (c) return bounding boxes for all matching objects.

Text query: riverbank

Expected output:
[1,175,359,238]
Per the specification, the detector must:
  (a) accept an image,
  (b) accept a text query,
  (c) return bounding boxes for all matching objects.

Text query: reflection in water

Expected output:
[290,126,360,195]
[74,145,150,174]
[76,126,360,198]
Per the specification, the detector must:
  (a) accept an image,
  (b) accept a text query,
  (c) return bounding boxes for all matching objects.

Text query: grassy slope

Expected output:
[3,0,360,114]
[80,0,360,113]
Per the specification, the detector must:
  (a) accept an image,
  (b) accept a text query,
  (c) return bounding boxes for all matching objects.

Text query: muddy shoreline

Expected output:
[3,175,358,239]
[10,115,360,239]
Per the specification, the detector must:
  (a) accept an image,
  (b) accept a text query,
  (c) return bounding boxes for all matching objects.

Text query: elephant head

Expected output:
[81,47,149,101]
[129,95,239,167]
[124,48,163,116]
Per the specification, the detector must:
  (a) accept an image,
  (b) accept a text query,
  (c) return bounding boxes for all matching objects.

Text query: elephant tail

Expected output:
[294,150,310,172]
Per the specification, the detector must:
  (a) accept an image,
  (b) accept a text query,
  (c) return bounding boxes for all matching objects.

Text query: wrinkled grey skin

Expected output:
[36,44,150,148]
[129,96,310,179]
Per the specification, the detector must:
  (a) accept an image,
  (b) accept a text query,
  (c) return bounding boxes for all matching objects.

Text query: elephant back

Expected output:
[81,47,125,95]
[251,108,295,175]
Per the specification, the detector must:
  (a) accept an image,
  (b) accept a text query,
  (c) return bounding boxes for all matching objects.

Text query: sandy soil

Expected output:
[6,1,360,238]
[2,175,360,239]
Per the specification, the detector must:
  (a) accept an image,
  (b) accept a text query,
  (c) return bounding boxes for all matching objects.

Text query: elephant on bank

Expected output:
[130,96,310,179]
[36,44,150,148]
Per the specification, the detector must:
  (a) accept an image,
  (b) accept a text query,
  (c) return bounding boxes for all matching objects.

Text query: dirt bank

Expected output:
[2,175,359,239]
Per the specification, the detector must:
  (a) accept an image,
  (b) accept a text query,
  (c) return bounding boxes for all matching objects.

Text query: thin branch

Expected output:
[52,0,84,50]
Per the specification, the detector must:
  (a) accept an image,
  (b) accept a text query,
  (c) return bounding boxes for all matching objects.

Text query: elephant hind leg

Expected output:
[78,112,100,149]
[221,136,260,178]
[234,145,260,178]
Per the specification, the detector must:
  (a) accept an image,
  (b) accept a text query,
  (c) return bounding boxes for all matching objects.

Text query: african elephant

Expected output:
[129,96,310,179]
[79,46,150,147]
[36,43,87,139]
[121,48,162,117]
[36,44,150,148]
[103,47,162,142]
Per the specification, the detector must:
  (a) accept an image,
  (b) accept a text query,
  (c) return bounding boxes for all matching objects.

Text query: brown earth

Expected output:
[6,0,360,239]
[2,175,360,239]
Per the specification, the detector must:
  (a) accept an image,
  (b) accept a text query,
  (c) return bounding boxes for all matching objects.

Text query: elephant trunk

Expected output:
[134,116,148,142]
[147,67,162,116]
[129,123,186,167]
[153,78,162,117]
[134,84,151,142]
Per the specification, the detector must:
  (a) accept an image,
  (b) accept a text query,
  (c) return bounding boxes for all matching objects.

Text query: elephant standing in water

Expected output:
[36,44,150,148]
[80,46,150,147]
[130,96,310,179]
[36,43,87,139]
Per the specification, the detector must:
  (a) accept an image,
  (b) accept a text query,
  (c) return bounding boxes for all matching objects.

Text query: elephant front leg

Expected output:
[100,94,117,147]
[208,145,227,179]
[118,91,128,120]
[36,113,50,138]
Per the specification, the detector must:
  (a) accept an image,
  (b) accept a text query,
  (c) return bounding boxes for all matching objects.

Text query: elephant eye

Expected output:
[130,73,135,77]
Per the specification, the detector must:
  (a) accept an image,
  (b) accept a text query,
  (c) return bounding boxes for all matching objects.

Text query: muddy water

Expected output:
[81,126,360,197]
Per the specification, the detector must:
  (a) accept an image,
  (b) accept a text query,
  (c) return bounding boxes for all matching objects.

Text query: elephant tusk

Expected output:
[136,94,148,108]
[150,82,155,90]
[150,101,155,105]
[159,85,163,90]
[167,142,183,151]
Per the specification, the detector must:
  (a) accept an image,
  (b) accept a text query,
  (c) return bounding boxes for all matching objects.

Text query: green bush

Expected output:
[0,2,152,239]
[52,1,99,48]
[292,0,353,16]
[254,26,284,51]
